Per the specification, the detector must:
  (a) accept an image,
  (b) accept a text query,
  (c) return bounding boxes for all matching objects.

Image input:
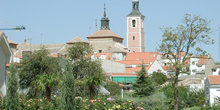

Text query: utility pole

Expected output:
[219,27,220,62]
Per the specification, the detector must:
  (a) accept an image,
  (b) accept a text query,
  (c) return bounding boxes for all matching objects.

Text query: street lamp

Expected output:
[0,26,26,31]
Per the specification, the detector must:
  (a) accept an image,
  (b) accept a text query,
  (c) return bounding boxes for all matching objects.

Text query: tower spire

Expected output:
[127,0,143,17]
[100,3,110,30]
[104,3,106,18]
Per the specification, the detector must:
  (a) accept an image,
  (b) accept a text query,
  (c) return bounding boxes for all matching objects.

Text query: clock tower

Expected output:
[127,0,145,52]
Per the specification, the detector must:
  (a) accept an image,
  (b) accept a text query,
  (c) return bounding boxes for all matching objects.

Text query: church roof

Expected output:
[127,9,145,17]
[87,29,123,39]
[67,36,88,44]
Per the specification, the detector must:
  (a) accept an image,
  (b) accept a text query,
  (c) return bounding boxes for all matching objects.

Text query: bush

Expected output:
[104,81,121,96]
[0,96,6,109]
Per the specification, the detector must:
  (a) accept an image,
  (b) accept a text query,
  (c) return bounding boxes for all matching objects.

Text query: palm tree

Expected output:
[32,73,60,102]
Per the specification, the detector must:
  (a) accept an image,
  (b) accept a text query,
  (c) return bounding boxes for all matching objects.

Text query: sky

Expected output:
[0,0,220,62]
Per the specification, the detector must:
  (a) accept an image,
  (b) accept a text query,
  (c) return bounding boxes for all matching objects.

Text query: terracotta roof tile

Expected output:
[106,44,128,53]
[7,39,18,45]
[207,75,220,85]
[197,58,209,65]
[87,29,123,39]
[126,66,151,73]
[67,36,88,44]
[93,53,112,60]
[118,52,157,65]
[162,66,176,71]
[160,52,186,59]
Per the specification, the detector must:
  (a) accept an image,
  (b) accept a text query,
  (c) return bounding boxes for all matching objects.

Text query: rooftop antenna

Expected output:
[89,27,92,35]
[40,33,43,47]
[95,19,97,31]
[219,26,220,62]
[27,38,32,51]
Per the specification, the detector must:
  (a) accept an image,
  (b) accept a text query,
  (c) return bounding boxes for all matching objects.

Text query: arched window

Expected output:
[133,36,135,40]
[132,20,136,27]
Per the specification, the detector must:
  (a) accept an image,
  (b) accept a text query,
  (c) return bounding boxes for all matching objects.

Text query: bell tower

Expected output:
[127,0,145,52]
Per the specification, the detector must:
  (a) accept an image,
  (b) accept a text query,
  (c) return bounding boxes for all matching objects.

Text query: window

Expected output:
[98,50,102,53]
[132,20,136,27]
[192,69,196,72]
[133,36,135,40]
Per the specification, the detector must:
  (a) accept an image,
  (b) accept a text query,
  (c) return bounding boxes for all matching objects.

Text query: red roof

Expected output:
[207,75,220,85]
[14,55,22,59]
[105,73,147,77]
[87,29,123,39]
[126,66,151,73]
[197,58,209,65]
[93,53,112,60]
[160,52,186,59]
[67,36,88,44]
[162,66,176,71]
[118,52,157,65]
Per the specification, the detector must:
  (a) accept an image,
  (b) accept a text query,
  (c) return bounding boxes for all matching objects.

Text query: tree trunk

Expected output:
[174,69,179,110]
[89,86,95,101]
[46,86,51,102]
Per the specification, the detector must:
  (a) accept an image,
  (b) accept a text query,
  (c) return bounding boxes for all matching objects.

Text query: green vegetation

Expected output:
[158,14,213,110]
[67,43,105,100]
[150,70,168,85]
[6,64,20,110]
[61,61,76,110]
[18,48,61,101]
[104,81,121,96]
[133,65,157,97]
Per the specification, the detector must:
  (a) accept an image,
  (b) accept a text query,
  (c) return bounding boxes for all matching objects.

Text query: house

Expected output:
[212,65,220,75]
[190,55,215,75]
[205,75,220,106]
[0,32,13,97]
[118,52,164,74]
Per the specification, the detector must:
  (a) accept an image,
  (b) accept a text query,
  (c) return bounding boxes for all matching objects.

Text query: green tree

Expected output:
[133,65,157,97]
[85,60,105,100]
[31,73,60,101]
[151,70,168,85]
[6,63,20,110]
[158,14,213,110]
[105,81,121,96]
[67,43,105,100]
[19,48,61,101]
[61,61,75,110]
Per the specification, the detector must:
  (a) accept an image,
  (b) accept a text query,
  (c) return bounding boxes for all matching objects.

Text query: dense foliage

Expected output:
[61,61,76,110]
[104,81,121,96]
[67,43,105,100]
[133,65,157,97]
[19,48,61,101]
[6,64,20,110]
[151,70,168,85]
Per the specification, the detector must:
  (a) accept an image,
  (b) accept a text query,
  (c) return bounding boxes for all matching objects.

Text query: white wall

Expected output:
[213,68,220,75]
[209,88,220,105]
[147,60,165,75]
[101,59,126,73]
[0,44,6,96]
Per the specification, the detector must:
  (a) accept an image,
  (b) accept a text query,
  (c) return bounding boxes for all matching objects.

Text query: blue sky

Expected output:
[0,0,220,62]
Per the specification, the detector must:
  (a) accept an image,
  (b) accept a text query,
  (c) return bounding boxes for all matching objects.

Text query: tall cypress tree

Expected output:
[61,61,75,110]
[133,64,157,97]
[6,64,20,110]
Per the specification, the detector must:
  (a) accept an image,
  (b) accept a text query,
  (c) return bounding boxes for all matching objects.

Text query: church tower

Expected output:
[127,0,145,52]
